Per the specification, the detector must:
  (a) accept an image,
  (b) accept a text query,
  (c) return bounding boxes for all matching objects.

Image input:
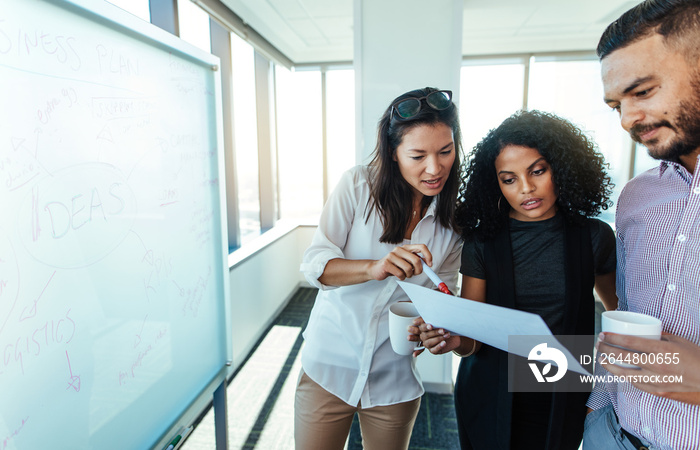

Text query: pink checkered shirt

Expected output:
[588,156,700,449]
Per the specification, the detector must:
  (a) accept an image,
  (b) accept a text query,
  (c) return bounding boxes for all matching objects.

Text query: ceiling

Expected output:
[217,0,640,64]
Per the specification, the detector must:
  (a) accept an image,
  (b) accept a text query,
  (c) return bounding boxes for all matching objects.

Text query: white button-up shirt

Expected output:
[300,166,462,407]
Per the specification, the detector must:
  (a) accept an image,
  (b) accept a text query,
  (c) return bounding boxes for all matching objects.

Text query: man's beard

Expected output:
[630,74,700,162]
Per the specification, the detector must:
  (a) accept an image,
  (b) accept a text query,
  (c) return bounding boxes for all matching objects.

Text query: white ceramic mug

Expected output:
[601,311,662,338]
[601,310,662,368]
[389,302,425,355]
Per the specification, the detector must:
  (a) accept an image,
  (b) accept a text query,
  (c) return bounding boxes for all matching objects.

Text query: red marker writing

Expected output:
[420,260,453,295]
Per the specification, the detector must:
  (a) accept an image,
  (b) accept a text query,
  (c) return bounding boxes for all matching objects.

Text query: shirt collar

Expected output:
[658,155,699,183]
[425,196,438,217]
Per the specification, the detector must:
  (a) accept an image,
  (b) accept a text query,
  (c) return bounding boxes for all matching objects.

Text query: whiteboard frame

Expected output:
[42,0,233,448]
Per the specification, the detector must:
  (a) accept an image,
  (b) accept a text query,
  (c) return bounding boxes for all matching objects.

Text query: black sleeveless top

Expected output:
[454,217,608,450]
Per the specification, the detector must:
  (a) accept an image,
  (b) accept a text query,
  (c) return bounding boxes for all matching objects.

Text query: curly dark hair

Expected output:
[455,110,613,240]
[366,87,464,243]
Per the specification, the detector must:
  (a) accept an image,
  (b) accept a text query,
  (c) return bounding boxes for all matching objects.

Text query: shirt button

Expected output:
[677,234,687,242]
[668,284,676,291]
[694,187,700,194]
[360,371,367,377]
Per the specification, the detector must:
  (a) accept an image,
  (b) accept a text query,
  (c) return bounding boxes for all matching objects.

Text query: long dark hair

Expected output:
[366,87,463,243]
[455,110,613,240]
[597,0,700,62]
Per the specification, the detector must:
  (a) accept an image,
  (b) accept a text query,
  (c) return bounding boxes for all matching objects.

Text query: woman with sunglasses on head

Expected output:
[411,110,618,450]
[295,87,463,450]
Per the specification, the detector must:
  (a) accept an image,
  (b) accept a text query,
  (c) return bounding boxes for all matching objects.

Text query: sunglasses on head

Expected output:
[391,90,452,120]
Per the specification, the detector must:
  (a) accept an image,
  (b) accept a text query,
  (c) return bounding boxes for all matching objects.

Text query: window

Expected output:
[527,57,633,225]
[459,63,525,156]
[275,67,323,222]
[231,33,261,244]
[177,0,211,53]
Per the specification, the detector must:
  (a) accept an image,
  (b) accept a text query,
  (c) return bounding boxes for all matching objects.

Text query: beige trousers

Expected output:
[294,370,421,450]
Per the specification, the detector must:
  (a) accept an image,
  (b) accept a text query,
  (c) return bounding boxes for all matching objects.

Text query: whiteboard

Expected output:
[0,0,231,449]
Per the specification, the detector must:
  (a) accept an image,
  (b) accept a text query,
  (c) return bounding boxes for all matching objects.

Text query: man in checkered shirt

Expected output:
[583,1,700,449]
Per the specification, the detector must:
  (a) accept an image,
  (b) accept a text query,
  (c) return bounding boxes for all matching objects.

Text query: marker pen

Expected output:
[174,426,193,449]
[420,260,452,295]
[165,434,182,450]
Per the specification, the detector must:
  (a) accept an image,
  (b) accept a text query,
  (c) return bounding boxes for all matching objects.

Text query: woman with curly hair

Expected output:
[412,110,618,450]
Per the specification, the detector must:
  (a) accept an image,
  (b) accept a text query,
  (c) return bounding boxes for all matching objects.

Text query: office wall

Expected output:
[228,224,315,373]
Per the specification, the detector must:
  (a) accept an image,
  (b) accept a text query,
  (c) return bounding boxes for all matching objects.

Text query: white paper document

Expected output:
[397,282,591,376]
